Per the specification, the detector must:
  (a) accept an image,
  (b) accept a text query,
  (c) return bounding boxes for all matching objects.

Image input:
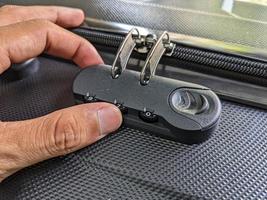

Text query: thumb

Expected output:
[0,103,122,182]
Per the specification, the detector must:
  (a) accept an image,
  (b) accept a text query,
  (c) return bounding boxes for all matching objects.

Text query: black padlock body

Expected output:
[73,64,222,144]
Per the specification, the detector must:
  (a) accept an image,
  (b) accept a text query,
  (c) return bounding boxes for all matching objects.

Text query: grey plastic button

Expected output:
[170,89,209,115]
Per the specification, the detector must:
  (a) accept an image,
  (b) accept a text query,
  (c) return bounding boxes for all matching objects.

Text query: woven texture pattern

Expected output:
[3,0,267,49]
[88,0,267,49]
[0,57,267,199]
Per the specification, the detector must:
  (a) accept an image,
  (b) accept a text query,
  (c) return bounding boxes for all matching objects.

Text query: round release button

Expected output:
[169,89,209,115]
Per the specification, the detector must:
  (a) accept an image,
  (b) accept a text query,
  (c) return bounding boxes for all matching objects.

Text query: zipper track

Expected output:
[172,46,267,78]
[72,28,267,79]
[73,28,124,48]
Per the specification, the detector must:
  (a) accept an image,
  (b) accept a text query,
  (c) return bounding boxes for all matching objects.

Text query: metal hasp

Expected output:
[140,31,175,85]
[111,28,140,79]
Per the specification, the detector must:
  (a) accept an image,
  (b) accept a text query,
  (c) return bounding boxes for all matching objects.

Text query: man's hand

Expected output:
[0,5,122,182]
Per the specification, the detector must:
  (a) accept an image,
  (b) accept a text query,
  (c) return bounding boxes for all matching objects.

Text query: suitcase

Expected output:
[0,1,267,199]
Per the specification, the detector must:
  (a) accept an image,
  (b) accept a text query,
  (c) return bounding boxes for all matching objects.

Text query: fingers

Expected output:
[0,5,85,27]
[0,19,103,74]
[0,103,122,182]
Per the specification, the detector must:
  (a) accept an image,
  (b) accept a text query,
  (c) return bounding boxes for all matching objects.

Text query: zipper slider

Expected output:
[134,34,157,54]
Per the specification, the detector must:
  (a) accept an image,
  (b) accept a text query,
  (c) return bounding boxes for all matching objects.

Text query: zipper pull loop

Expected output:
[111,28,140,79]
[140,31,175,85]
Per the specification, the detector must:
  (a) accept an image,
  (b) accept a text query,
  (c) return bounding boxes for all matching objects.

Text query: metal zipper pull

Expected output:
[111,28,140,79]
[140,31,175,85]
[135,34,157,54]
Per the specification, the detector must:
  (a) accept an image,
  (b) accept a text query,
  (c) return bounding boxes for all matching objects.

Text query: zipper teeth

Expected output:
[73,28,267,79]
[73,29,124,47]
[172,46,267,78]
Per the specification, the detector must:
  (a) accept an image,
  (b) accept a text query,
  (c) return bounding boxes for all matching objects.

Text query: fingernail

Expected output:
[97,106,122,136]
[62,7,85,18]
[63,7,83,13]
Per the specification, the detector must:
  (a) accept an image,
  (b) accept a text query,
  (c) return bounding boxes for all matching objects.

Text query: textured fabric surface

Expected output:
[86,0,267,49]
[0,57,267,199]
[2,0,267,49]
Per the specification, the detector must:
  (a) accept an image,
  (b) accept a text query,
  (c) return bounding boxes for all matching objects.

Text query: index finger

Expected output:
[0,5,85,27]
[0,19,103,74]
